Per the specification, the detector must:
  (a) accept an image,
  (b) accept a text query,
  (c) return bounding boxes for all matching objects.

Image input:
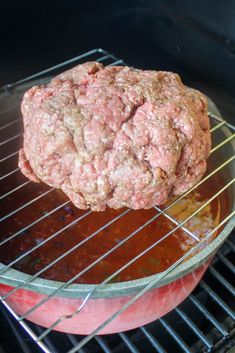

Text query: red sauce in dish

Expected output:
[0,172,226,284]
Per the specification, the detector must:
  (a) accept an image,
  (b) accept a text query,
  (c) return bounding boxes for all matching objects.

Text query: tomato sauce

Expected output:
[0,172,227,284]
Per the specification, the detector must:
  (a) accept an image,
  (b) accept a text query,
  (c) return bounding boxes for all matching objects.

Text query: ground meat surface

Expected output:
[19,62,211,211]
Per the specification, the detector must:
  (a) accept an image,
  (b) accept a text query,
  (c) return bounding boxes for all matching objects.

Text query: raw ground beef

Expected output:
[19,62,211,211]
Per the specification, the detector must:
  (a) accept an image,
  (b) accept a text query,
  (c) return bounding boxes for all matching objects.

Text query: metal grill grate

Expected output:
[0,232,234,353]
[0,49,234,353]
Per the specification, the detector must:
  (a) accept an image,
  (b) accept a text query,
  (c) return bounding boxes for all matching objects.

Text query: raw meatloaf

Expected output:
[19,62,211,211]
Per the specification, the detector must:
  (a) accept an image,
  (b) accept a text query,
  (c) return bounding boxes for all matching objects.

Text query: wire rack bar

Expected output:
[0,132,22,146]
[154,205,200,241]
[208,112,235,131]
[226,239,235,252]
[96,54,117,63]
[189,294,228,336]
[0,200,69,246]
[3,49,99,89]
[35,326,58,353]
[1,299,50,353]
[95,336,113,353]
[108,60,124,66]
[208,267,235,296]
[1,305,32,353]
[0,117,20,130]
[118,332,140,353]
[66,334,86,353]
[0,187,55,222]
[0,167,19,180]
[217,253,235,274]
[2,49,107,89]
[210,133,235,154]
[0,180,31,199]
[159,318,191,353]
[175,307,213,349]
[210,120,226,132]
[0,105,18,116]
[199,281,235,319]
[140,326,167,353]
[0,150,19,163]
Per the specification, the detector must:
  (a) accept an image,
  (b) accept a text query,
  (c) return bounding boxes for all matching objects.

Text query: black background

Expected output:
[0,0,235,120]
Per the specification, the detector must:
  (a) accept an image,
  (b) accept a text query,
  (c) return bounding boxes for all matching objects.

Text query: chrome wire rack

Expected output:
[0,49,234,353]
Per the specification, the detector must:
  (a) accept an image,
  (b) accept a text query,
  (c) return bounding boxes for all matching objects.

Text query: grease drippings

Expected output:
[0,176,225,284]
